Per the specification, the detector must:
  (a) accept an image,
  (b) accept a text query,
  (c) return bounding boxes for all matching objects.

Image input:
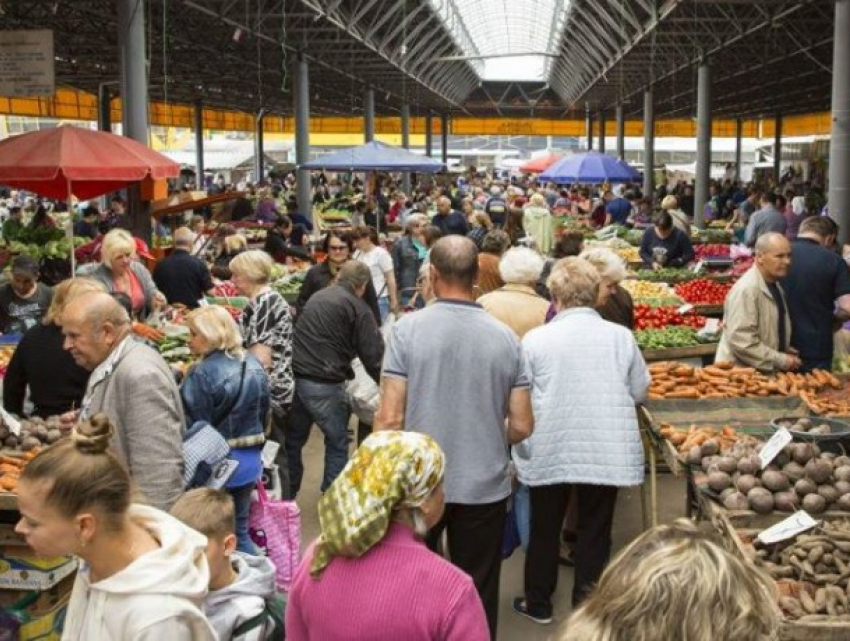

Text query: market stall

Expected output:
[639,365,850,637]
[299,141,446,234]
[0,421,77,638]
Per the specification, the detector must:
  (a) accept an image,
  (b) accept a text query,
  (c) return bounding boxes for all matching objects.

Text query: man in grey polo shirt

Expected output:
[376,235,534,639]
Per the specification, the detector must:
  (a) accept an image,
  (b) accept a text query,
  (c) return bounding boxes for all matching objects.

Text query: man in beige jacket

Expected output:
[716,232,802,372]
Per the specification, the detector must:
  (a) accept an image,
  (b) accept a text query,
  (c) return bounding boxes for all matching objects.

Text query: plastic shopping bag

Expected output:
[249,482,301,591]
[345,358,380,424]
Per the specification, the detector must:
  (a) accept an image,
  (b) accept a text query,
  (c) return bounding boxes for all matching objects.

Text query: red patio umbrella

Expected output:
[520,154,561,174]
[0,125,179,200]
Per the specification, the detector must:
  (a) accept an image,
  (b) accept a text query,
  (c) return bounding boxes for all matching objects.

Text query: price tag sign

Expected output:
[703,318,720,333]
[0,407,21,437]
[757,511,818,545]
[261,440,280,468]
[677,303,694,315]
[759,427,793,469]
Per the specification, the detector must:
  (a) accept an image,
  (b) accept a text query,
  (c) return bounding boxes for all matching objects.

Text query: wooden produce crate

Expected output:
[641,342,718,364]
[706,500,850,641]
[694,303,725,316]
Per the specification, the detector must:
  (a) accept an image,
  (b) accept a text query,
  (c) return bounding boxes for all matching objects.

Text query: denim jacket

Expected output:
[181,351,269,446]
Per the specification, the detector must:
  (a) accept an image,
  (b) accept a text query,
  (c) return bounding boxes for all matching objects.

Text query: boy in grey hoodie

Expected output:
[172,488,280,640]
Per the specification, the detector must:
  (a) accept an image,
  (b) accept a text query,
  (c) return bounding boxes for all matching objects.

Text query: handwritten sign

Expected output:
[757,511,818,545]
[759,427,793,469]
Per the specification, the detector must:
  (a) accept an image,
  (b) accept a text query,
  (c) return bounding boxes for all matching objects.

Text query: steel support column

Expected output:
[616,104,625,160]
[254,112,266,185]
[401,104,411,195]
[598,110,606,154]
[194,101,204,191]
[294,55,312,224]
[425,112,433,157]
[364,88,375,143]
[441,113,449,165]
[694,60,712,228]
[643,88,655,202]
[585,107,593,151]
[734,117,743,185]
[117,0,150,240]
[97,85,112,133]
[829,0,850,244]
[774,113,783,184]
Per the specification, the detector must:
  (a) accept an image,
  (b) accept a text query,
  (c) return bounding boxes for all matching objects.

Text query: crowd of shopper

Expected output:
[2,164,846,640]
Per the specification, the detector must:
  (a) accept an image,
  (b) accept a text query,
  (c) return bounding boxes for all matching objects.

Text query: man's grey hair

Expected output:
[754,232,789,256]
[174,227,195,248]
[336,260,372,290]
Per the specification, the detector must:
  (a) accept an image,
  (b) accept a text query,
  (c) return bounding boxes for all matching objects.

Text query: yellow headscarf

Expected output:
[310,431,445,578]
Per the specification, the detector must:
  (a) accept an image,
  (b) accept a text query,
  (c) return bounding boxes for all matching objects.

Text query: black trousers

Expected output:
[525,483,618,611]
[267,407,291,499]
[426,499,507,640]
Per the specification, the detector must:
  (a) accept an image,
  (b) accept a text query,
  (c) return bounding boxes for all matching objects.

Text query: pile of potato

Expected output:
[775,417,844,435]
[754,521,850,620]
[0,415,63,451]
[648,362,841,400]
[695,438,850,515]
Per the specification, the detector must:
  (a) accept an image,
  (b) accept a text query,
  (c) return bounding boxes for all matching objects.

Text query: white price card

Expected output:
[757,511,818,545]
[0,407,21,437]
[677,303,694,315]
[703,318,720,333]
[759,426,793,469]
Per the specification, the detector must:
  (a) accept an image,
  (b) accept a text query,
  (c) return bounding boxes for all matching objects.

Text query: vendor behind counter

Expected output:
[0,255,53,335]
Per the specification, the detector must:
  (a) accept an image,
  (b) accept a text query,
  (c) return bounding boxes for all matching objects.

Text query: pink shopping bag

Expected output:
[248,482,301,591]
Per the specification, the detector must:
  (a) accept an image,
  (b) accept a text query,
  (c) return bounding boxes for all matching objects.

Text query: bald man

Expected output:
[716,232,801,372]
[60,291,184,510]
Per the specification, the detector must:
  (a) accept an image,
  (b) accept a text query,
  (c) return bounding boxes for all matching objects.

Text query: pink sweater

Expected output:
[286,522,489,640]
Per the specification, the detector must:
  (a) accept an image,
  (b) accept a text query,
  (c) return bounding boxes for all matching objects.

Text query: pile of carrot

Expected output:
[658,423,755,455]
[132,322,165,343]
[800,389,850,417]
[648,362,841,400]
[0,450,38,493]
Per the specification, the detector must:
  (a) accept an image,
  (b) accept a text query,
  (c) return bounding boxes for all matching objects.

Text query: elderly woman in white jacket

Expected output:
[512,257,650,625]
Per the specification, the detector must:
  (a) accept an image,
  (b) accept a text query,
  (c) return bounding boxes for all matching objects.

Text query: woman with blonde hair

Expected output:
[466,211,493,250]
[229,250,294,493]
[89,228,165,320]
[560,520,779,640]
[181,305,270,553]
[3,277,105,418]
[16,413,216,640]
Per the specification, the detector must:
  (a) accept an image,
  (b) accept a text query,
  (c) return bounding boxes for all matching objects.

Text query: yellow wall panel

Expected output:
[0,87,835,139]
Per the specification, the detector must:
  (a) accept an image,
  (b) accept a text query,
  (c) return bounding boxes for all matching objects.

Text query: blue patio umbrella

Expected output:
[539,151,642,184]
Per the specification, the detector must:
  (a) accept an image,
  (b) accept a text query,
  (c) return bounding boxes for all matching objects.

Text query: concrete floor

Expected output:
[293,428,688,641]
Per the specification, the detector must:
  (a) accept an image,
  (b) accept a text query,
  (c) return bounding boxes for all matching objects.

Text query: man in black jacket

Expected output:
[286,260,384,497]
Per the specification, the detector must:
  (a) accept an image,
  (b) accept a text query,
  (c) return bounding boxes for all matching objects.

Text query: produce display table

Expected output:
[694,303,724,316]
[641,342,718,364]
[641,397,807,518]
[703,498,850,640]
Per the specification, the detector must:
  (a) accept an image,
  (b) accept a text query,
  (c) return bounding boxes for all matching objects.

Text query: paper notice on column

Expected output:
[0,30,55,97]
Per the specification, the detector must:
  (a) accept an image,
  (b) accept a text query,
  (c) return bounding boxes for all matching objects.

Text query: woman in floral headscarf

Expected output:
[286,431,489,641]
